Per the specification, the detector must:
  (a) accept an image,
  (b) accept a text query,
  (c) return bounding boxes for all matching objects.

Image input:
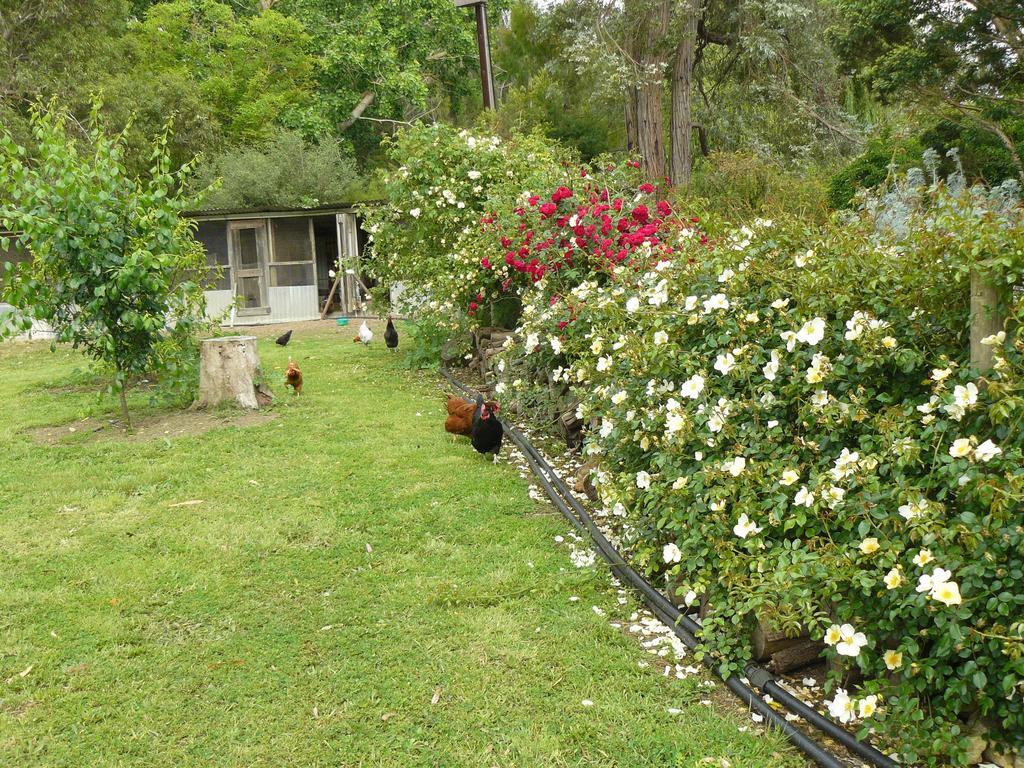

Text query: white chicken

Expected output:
[358,320,373,345]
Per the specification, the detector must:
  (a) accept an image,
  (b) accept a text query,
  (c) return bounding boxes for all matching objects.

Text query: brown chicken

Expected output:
[444,394,500,438]
[444,394,475,437]
[284,359,303,395]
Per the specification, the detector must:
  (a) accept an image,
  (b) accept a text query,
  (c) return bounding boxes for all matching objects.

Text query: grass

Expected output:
[0,323,802,767]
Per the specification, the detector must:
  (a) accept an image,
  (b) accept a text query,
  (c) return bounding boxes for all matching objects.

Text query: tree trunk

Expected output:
[624,0,671,180]
[625,86,639,153]
[117,382,132,431]
[670,0,700,186]
[193,335,273,411]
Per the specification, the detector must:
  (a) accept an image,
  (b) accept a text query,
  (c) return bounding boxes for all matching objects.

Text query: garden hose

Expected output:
[440,367,901,768]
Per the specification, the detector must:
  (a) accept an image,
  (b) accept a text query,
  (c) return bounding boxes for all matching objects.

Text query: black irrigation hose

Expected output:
[440,367,901,768]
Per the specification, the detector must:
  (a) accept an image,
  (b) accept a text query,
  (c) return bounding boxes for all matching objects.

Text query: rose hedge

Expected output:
[498,186,1024,765]
[360,123,701,362]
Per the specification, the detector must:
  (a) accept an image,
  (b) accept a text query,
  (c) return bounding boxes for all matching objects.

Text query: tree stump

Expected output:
[193,336,273,411]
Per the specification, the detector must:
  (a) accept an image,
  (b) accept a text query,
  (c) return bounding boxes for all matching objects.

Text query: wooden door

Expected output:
[229,221,270,316]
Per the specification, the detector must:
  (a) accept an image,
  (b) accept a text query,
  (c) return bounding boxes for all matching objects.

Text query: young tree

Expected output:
[0,102,207,429]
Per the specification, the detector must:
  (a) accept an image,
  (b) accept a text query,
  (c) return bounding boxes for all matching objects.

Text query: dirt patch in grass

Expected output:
[25,408,276,445]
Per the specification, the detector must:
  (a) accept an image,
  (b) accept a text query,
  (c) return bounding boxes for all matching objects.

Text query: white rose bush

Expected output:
[368,123,1024,765]
[496,184,1024,765]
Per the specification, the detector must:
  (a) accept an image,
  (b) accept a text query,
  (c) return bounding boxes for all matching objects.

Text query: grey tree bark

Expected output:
[624,0,671,180]
[670,0,700,186]
[194,336,273,410]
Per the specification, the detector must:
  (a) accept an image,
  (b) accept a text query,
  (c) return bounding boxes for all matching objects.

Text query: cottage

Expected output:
[188,203,373,324]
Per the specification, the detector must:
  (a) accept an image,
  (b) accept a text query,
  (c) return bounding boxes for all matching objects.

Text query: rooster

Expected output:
[275,329,292,347]
[470,394,503,460]
[284,359,302,395]
[444,393,476,437]
[384,316,399,350]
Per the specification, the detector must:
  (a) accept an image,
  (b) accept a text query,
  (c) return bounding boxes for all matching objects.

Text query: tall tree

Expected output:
[831,0,1024,183]
[624,0,672,180]
[669,0,700,185]
[277,0,483,159]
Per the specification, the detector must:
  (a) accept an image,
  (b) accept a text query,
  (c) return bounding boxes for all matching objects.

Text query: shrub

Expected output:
[191,128,361,210]
[498,176,1024,765]
[0,101,208,428]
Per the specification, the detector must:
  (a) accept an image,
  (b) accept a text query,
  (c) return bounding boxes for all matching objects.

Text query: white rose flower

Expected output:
[884,568,903,590]
[780,469,799,486]
[702,293,730,313]
[409,207,421,218]
[953,382,979,409]
[596,356,612,372]
[680,374,705,399]
[793,486,815,507]
[810,390,830,409]
[835,624,868,657]
[762,350,780,381]
[525,333,540,353]
[550,337,562,355]
[722,457,746,476]
[611,390,627,405]
[857,695,878,719]
[599,418,614,438]
[826,688,855,724]
[795,317,826,346]
[626,296,641,313]
[948,438,972,458]
[931,367,952,382]
[974,439,1002,462]
[663,543,683,564]
[653,330,669,345]
[636,471,652,489]
[912,548,934,567]
[732,513,763,539]
[467,169,481,179]
[714,353,736,375]
[980,331,1006,346]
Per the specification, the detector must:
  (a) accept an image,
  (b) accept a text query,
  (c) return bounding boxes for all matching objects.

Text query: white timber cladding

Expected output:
[334,212,362,314]
[196,209,358,325]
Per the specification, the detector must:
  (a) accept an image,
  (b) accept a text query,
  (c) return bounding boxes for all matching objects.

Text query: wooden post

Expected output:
[320,274,342,319]
[970,269,1005,373]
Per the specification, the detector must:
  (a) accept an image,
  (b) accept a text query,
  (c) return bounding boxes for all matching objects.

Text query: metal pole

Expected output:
[475,3,496,109]
[456,0,496,110]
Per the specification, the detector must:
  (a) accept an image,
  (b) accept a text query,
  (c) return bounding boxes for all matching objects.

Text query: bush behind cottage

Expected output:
[499,182,1024,765]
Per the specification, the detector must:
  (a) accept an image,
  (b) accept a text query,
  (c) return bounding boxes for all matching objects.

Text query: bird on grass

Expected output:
[284,359,303,395]
[384,316,399,350]
[275,329,292,347]
[444,393,476,439]
[357,320,373,345]
[470,394,503,462]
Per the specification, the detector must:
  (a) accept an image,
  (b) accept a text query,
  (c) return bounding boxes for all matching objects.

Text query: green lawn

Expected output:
[0,324,801,767]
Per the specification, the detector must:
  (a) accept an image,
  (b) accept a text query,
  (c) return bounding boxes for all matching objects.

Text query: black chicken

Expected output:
[384,316,399,350]
[275,329,293,347]
[470,394,503,459]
